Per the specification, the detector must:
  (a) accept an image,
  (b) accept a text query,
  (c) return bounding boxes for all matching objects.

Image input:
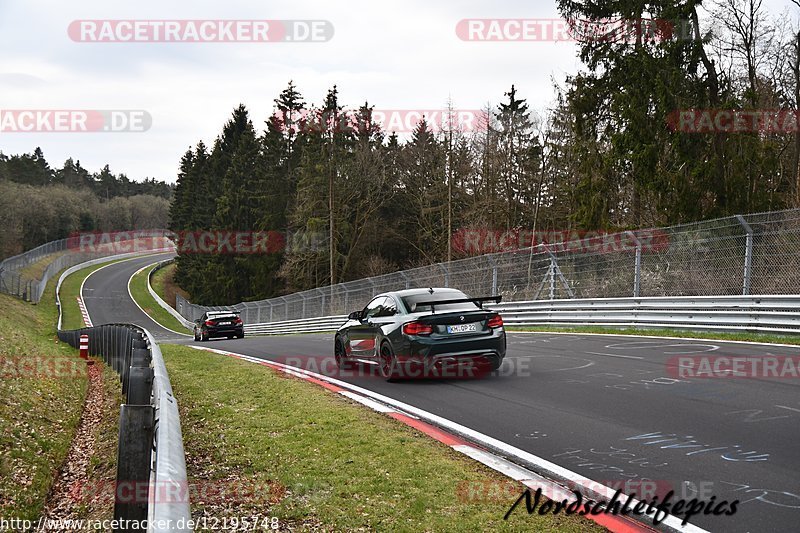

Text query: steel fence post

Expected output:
[627,231,642,297]
[736,215,753,296]
[438,263,450,287]
[487,255,498,296]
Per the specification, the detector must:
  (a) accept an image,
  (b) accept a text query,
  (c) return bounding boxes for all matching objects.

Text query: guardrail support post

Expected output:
[127,367,154,405]
[736,215,754,296]
[114,405,154,531]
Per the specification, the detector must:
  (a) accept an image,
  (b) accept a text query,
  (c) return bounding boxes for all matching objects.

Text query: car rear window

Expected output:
[401,292,480,313]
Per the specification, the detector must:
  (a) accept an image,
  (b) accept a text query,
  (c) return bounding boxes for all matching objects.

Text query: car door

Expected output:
[347,297,386,358]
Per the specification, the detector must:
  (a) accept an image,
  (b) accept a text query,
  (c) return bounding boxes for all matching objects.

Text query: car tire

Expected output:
[237,332,244,339]
[378,341,399,382]
[201,331,209,342]
[193,329,200,341]
[334,338,352,370]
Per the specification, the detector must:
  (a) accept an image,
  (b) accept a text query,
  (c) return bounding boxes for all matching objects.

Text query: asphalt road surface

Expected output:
[80,253,190,343]
[82,255,800,533]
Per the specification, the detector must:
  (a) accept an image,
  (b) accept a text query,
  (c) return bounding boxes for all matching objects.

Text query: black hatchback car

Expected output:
[193,311,244,341]
[334,288,506,381]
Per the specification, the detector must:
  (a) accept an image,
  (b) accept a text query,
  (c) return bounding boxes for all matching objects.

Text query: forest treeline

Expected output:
[170,0,799,305]
[0,149,172,259]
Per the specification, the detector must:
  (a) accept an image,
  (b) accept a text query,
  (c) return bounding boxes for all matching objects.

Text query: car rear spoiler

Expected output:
[412,295,502,313]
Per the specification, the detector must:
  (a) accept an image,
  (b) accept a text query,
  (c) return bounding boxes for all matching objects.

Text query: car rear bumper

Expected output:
[396,328,506,367]
[205,326,244,337]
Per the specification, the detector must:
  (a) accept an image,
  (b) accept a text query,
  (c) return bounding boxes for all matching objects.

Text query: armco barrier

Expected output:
[489,295,800,334]
[58,325,191,533]
[235,295,800,336]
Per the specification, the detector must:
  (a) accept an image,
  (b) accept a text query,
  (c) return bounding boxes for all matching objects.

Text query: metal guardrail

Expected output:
[235,295,800,336]
[58,325,191,533]
[52,254,190,532]
[0,229,173,303]
[243,315,348,336]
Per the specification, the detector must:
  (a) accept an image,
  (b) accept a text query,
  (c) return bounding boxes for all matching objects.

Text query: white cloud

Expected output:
[0,0,795,181]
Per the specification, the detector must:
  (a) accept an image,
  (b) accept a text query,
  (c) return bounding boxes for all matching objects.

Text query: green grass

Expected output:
[0,266,122,524]
[163,345,603,532]
[0,288,86,522]
[16,251,69,281]
[128,264,189,334]
[150,263,173,302]
[509,325,800,345]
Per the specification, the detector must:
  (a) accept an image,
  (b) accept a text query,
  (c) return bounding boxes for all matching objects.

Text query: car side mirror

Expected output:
[348,311,362,320]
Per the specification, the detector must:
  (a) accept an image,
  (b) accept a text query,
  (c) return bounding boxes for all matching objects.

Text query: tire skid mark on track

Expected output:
[190,345,712,533]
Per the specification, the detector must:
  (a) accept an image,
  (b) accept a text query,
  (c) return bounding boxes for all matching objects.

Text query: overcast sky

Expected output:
[0,0,796,183]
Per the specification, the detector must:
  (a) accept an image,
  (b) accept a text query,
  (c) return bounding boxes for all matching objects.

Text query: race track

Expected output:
[82,255,800,533]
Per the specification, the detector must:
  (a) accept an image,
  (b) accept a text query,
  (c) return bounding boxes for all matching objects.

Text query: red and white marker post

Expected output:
[79,334,89,360]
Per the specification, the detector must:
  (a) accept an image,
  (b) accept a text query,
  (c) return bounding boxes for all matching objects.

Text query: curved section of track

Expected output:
[80,253,187,342]
[82,255,800,532]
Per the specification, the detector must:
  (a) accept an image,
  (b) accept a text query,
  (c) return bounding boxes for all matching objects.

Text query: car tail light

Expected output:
[487,314,504,328]
[205,320,214,326]
[403,321,433,336]
[234,317,243,325]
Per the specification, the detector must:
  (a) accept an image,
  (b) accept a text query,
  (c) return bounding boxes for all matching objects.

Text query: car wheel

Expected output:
[193,329,199,341]
[201,330,209,342]
[378,342,399,381]
[334,338,352,370]
[237,333,245,339]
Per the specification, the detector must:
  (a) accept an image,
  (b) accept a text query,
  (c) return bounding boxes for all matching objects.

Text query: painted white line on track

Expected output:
[339,390,397,413]
[585,351,644,360]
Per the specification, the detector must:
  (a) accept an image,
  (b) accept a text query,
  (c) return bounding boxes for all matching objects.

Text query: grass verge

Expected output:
[128,264,189,333]
[150,262,188,309]
[162,345,603,532]
[0,270,121,524]
[509,325,800,345]
[16,251,69,281]
[0,289,86,522]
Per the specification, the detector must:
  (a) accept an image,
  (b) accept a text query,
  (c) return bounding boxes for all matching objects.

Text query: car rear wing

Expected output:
[411,295,502,313]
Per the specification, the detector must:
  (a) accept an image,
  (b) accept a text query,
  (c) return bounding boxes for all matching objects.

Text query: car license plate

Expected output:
[447,323,477,334]
[219,321,231,325]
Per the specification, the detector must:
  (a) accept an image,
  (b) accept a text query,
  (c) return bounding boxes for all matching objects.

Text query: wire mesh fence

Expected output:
[0,230,173,303]
[176,208,800,325]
